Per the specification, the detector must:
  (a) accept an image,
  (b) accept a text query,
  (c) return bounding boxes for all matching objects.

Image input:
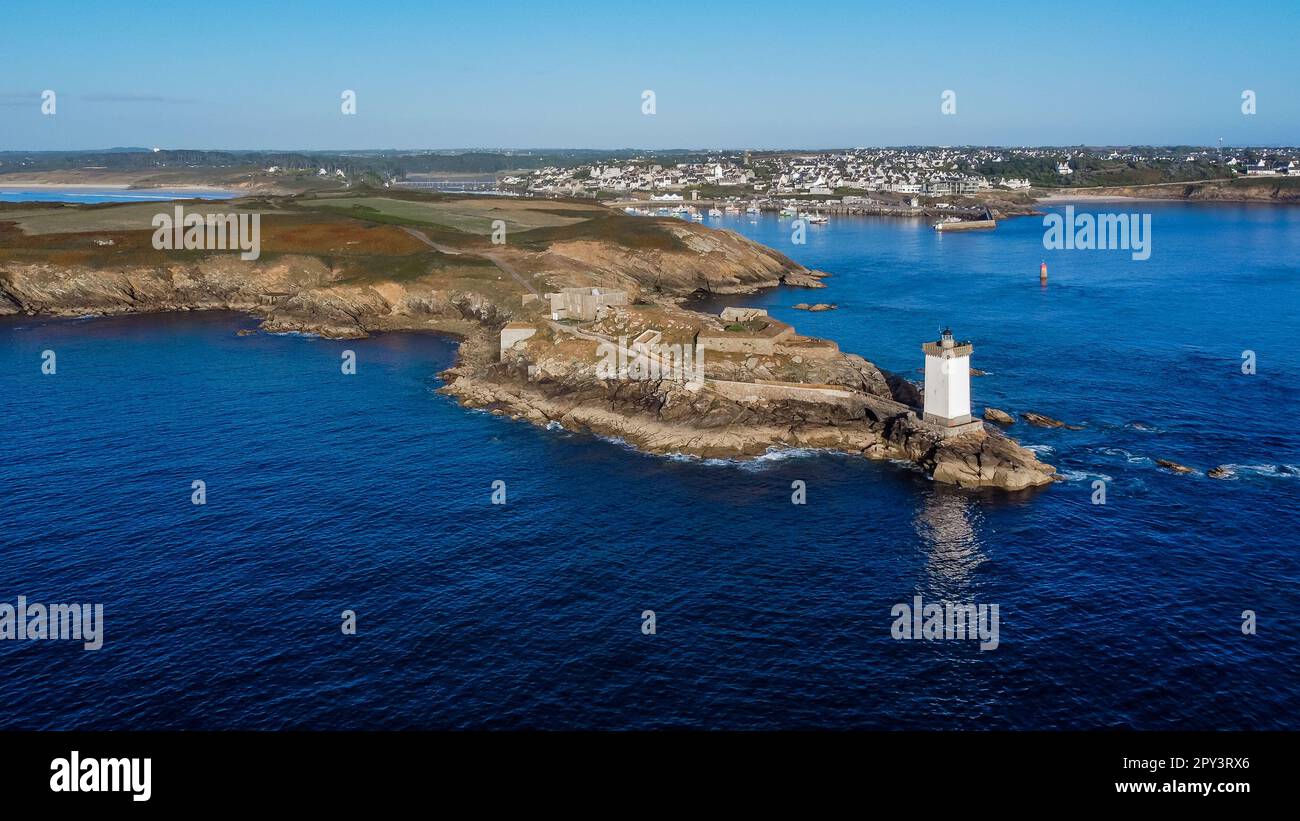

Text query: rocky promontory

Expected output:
[0,189,1055,491]
[442,301,1054,490]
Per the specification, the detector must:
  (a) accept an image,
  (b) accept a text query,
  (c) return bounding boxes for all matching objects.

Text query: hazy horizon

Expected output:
[3,143,1299,155]
[2,0,1297,151]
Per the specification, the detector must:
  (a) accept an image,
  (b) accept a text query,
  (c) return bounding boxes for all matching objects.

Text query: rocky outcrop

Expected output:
[793,303,837,311]
[1156,459,1196,475]
[923,431,1058,491]
[440,328,1056,490]
[1039,179,1300,204]
[1021,411,1084,430]
[983,407,1015,425]
[1208,465,1233,479]
[544,220,828,296]
[0,255,488,339]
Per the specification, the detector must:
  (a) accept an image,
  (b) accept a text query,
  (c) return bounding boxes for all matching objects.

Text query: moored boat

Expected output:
[933,207,996,231]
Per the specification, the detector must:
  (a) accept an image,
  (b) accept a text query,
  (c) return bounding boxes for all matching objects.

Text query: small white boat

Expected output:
[745,204,761,214]
[708,208,723,218]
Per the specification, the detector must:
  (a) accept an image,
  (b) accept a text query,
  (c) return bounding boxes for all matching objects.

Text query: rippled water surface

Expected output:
[2,201,1297,728]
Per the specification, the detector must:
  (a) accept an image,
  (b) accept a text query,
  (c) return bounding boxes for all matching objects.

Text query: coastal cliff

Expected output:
[1037,177,1300,203]
[0,190,1054,490]
[0,252,508,339]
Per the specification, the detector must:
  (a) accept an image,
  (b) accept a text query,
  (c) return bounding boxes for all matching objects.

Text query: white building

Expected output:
[922,328,983,437]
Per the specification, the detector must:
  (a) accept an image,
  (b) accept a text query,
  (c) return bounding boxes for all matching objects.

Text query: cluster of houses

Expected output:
[515,147,1099,199]
[1242,158,1300,175]
[394,145,1300,201]
[524,161,760,196]
[767,149,1007,194]
[1046,147,1300,177]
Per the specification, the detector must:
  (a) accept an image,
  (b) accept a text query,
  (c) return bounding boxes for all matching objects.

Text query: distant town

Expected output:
[3,145,1299,212]
[498,146,1300,199]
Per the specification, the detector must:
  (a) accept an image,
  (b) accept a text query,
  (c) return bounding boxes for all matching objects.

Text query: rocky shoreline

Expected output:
[0,193,1056,491]
[448,375,1056,491]
[1033,178,1300,204]
[437,327,1055,491]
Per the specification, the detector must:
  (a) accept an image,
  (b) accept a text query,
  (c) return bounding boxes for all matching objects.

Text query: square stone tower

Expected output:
[922,328,983,437]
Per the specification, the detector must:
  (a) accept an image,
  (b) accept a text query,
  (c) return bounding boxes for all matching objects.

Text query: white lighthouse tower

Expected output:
[922,328,983,437]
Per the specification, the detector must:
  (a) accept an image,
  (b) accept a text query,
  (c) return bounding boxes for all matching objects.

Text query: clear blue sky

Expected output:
[1,0,1296,150]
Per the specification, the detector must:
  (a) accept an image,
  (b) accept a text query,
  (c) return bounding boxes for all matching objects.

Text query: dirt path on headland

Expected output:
[481,250,540,297]
[400,226,541,297]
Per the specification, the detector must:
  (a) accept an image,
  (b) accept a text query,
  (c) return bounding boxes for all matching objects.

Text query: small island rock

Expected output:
[1020,412,1084,430]
[792,303,837,311]
[983,407,1015,425]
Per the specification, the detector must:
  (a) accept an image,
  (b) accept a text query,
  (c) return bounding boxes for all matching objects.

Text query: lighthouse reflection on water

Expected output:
[913,488,986,600]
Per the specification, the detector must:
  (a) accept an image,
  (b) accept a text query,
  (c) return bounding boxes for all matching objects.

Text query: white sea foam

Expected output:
[1125,421,1162,433]
[1056,469,1113,483]
[1094,446,1153,465]
[1220,463,1299,480]
[659,446,821,469]
[752,447,818,463]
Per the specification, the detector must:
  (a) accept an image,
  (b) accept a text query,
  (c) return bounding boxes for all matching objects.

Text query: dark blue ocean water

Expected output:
[2,201,1298,729]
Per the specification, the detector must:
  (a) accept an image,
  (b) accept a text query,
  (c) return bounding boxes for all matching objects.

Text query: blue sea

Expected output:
[2,196,1298,729]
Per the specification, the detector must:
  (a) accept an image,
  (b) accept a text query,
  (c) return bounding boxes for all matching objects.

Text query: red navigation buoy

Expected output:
[1040,261,1048,282]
